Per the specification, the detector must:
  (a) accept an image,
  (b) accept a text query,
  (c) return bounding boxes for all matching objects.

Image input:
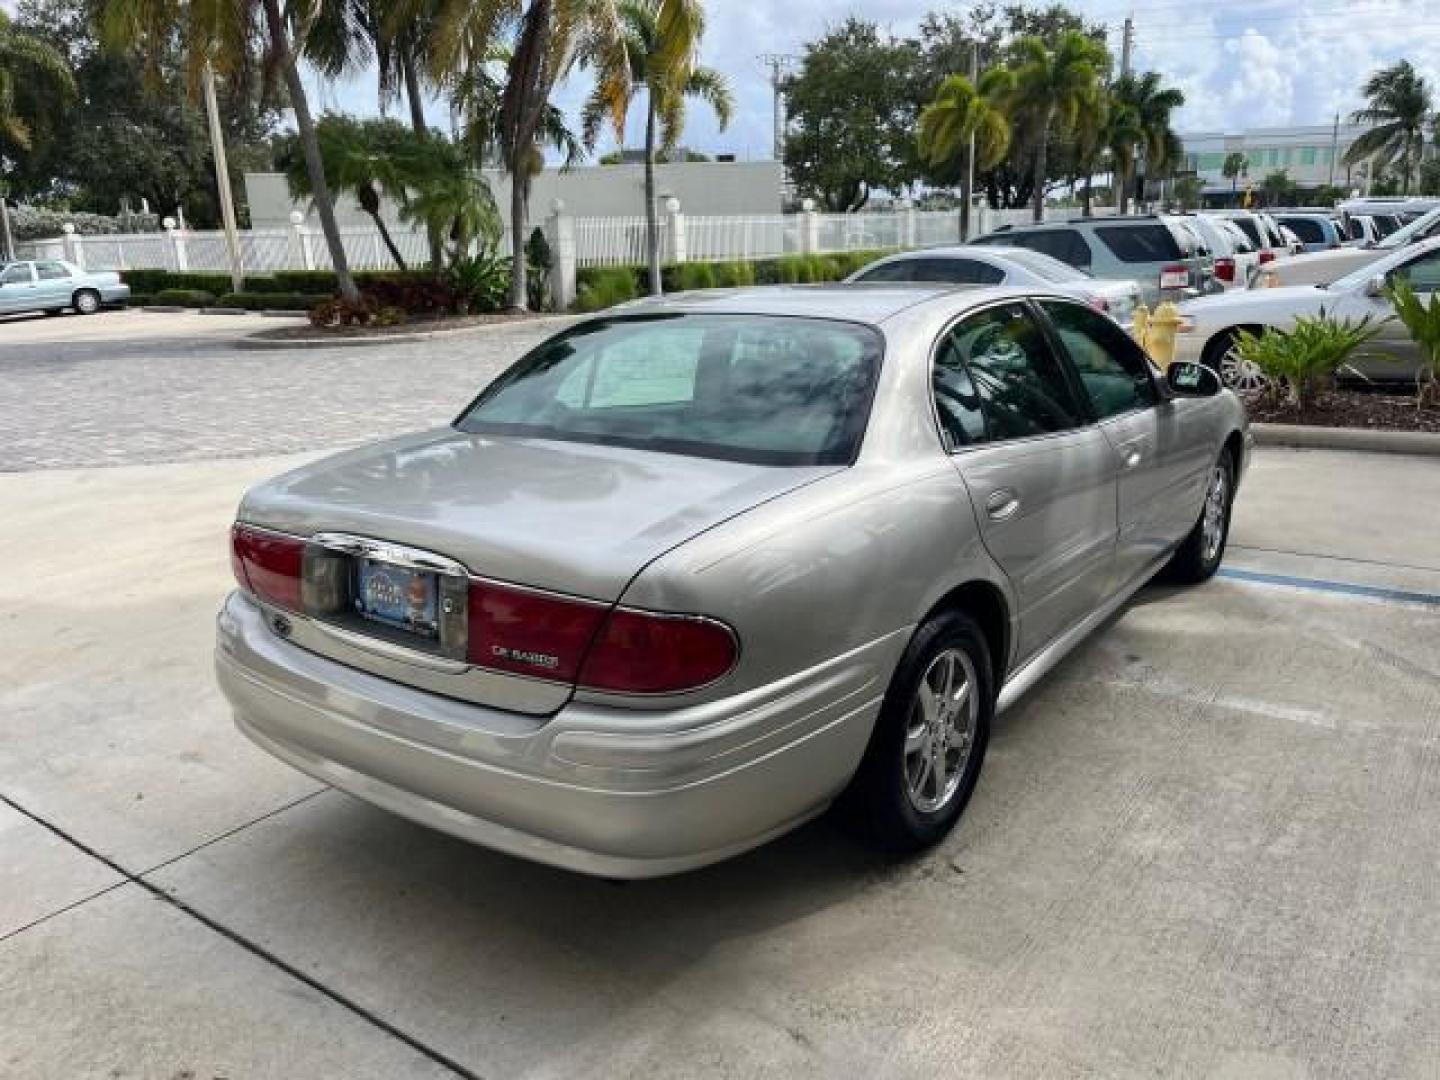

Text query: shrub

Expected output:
[151,288,217,307]
[672,261,716,291]
[446,248,510,313]
[1386,278,1440,406]
[1231,311,1384,411]
[122,270,232,296]
[214,291,317,311]
[713,261,757,287]
[308,296,377,328]
[576,266,643,312]
[269,270,347,294]
[361,272,458,317]
[525,227,553,311]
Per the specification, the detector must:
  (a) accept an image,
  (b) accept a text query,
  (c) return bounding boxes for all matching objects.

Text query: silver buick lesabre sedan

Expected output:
[217,285,1250,878]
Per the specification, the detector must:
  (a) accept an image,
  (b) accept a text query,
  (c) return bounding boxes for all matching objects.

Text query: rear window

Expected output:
[1231,217,1263,246]
[1279,217,1326,244]
[457,314,882,466]
[1093,223,1183,263]
[855,257,1003,285]
[1219,221,1255,252]
[997,247,1091,283]
[981,229,1093,268]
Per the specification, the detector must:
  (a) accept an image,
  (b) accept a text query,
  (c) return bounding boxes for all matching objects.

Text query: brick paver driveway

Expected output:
[0,309,572,471]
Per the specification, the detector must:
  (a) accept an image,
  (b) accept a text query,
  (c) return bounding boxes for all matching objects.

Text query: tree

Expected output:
[916,71,1010,237]
[1005,30,1106,221]
[277,115,426,270]
[1261,168,1293,207]
[1345,60,1433,195]
[0,10,76,166]
[101,0,361,301]
[582,0,732,295]
[400,140,501,263]
[1172,175,1203,210]
[1222,151,1249,196]
[1111,71,1184,213]
[782,18,919,212]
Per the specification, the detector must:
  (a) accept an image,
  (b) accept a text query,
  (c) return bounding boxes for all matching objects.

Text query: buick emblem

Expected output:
[269,613,293,638]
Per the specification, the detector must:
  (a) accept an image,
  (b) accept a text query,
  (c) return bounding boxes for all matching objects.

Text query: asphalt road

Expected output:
[2,311,1439,1079]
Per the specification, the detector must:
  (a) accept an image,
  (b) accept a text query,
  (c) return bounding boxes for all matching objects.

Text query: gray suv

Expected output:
[973,215,1211,304]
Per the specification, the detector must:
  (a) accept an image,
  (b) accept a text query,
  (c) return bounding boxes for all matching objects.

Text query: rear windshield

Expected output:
[456,313,883,466]
[1279,217,1327,244]
[1230,217,1263,246]
[996,247,1091,283]
[1093,223,1183,263]
[978,229,1092,268]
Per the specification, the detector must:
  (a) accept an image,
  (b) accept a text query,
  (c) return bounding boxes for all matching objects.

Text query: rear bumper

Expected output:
[216,591,893,877]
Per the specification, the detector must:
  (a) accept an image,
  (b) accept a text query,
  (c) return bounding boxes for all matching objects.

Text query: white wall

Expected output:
[245,160,784,229]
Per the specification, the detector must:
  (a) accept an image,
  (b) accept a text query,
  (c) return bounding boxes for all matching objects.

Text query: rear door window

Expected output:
[1040,300,1157,420]
[1001,229,1093,269]
[853,260,918,283]
[35,261,71,280]
[1093,223,1183,263]
[941,302,1086,441]
[909,258,1006,285]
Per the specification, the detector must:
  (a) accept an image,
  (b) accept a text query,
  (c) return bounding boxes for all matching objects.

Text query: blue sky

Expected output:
[301,0,1440,156]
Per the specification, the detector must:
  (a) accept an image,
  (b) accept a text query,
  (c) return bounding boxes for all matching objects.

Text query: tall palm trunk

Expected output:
[368,209,408,271]
[508,165,528,309]
[1117,159,1131,214]
[1032,106,1054,222]
[401,48,444,270]
[959,148,973,240]
[643,94,661,295]
[262,0,358,302]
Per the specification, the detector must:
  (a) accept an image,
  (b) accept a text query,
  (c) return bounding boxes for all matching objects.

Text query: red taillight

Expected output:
[467,580,606,681]
[578,608,738,694]
[1214,257,1235,283]
[231,524,303,611]
[1258,249,1276,265]
[1159,264,1189,290]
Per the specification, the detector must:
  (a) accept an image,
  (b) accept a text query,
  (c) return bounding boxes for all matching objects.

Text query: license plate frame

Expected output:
[353,556,441,642]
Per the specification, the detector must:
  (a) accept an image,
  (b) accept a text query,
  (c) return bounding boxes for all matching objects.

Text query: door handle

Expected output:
[985,489,1020,521]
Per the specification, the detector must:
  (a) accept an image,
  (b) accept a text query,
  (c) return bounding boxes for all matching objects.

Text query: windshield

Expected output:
[1378,206,1440,249]
[456,313,883,466]
[994,247,1091,283]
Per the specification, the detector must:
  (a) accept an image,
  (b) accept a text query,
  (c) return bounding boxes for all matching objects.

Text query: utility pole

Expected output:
[1120,15,1134,78]
[758,54,796,162]
[203,64,244,293]
[1328,112,1340,188]
[0,195,13,263]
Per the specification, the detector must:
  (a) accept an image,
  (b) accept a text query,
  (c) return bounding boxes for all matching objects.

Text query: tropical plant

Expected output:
[524,225,552,310]
[1230,313,1383,411]
[1172,175,1203,210]
[100,0,362,302]
[1261,168,1294,207]
[399,138,502,264]
[423,0,644,310]
[446,246,510,312]
[1345,60,1433,195]
[278,115,423,271]
[1110,71,1184,213]
[0,10,76,159]
[917,71,1011,239]
[1385,278,1440,406]
[581,0,732,295]
[1004,31,1107,221]
[1222,151,1249,195]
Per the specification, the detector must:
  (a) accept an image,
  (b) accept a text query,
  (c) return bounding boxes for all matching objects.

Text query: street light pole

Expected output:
[963,39,979,241]
[203,63,244,293]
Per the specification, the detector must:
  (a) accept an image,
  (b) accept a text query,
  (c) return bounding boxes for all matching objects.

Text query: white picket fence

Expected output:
[16,205,1107,276]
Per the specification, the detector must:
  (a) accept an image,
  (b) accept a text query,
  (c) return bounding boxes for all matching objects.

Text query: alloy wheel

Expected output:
[1202,464,1229,564]
[903,648,980,814]
[1219,348,1268,392]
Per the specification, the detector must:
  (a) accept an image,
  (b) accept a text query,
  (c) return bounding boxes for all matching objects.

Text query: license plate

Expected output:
[354,558,439,640]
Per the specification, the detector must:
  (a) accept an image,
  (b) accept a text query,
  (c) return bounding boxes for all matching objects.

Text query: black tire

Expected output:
[839,610,993,853]
[73,289,100,315]
[43,308,63,317]
[1163,449,1235,584]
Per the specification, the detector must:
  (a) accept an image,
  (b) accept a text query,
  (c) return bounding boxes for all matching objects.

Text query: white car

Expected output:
[0,259,129,316]
[1255,207,1440,288]
[1185,215,1261,291]
[1175,235,1440,390]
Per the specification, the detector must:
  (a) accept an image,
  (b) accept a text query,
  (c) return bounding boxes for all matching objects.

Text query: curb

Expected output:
[234,313,576,351]
[1252,422,1440,456]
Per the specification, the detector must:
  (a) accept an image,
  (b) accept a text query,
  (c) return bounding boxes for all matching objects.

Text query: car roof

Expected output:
[997,214,1162,231]
[610,283,973,324]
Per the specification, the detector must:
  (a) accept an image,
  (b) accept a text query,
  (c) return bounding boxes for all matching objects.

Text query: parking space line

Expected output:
[1218,567,1440,608]
[0,791,482,1080]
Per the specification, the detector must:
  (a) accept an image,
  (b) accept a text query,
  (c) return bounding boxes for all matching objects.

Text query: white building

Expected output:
[244,160,785,229]
[1179,123,1376,201]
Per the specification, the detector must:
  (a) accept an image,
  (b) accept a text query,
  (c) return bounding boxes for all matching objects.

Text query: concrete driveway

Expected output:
[2,315,1439,1078]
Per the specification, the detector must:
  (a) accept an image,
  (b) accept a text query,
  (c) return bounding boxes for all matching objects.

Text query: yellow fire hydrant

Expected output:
[1145,301,1183,370]
[1131,303,1150,351]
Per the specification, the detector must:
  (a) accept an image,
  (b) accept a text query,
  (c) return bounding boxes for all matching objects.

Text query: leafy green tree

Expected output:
[1345,60,1433,195]
[582,0,731,295]
[1111,71,1184,213]
[1172,175,1203,210]
[0,10,76,165]
[400,139,502,263]
[782,18,919,211]
[916,71,1010,237]
[1005,30,1107,221]
[101,0,362,301]
[1261,168,1293,207]
[1222,151,1249,196]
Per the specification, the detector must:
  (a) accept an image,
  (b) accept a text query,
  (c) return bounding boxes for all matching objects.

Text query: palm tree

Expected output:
[1111,71,1185,213]
[917,71,1011,238]
[1006,31,1107,222]
[0,11,75,259]
[1346,60,1433,195]
[101,0,362,301]
[279,115,424,270]
[399,138,502,262]
[426,0,644,310]
[1102,97,1142,212]
[581,0,732,295]
[1222,151,1249,198]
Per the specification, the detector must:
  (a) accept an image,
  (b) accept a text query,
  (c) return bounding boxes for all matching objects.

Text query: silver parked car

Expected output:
[0,259,129,316]
[217,285,1251,877]
[846,245,1142,326]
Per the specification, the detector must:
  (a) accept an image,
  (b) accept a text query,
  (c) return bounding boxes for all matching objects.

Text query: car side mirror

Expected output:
[1365,273,1387,298]
[1165,361,1222,398]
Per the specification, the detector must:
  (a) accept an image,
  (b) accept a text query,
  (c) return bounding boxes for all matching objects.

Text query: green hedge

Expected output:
[120,268,438,298]
[574,250,893,312]
[213,291,320,311]
[123,270,232,296]
[151,288,217,307]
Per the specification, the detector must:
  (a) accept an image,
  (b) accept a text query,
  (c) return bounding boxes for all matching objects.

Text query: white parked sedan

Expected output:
[1175,236,1440,389]
[0,259,129,316]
